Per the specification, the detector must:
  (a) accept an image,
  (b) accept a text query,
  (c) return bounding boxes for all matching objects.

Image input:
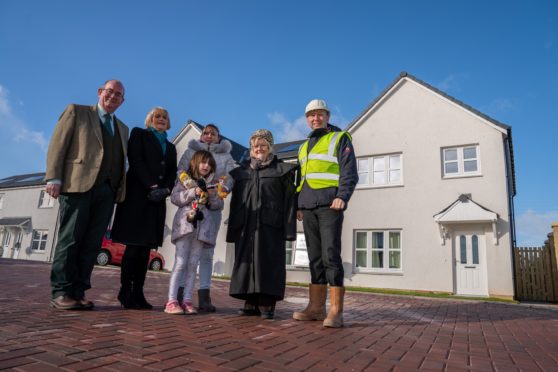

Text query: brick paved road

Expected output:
[1,258,558,371]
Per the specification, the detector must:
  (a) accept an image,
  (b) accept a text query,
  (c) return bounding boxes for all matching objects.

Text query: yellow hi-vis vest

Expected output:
[297,131,351,192]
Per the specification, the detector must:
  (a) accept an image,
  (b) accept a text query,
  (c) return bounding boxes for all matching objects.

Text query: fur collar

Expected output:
[187,138,232,154]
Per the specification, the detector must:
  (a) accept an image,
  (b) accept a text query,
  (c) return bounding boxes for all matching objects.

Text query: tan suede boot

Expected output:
[292,284,327,321]
[323,286,344,328]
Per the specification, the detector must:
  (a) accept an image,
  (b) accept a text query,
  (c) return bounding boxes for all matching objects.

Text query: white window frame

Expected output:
[38,190,55,208]
[286,233,309,268]
[0,193,4,209]
[356,153,403,188]
[442,145,481,178]
[31,230,48,252]
[354,229,402,273]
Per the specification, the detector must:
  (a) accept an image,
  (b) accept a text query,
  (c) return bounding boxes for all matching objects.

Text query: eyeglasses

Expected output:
[202,131,218,136]
[101,89,124,99]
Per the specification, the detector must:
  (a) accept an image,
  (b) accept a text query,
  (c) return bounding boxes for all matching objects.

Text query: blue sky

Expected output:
[0,0,556,246]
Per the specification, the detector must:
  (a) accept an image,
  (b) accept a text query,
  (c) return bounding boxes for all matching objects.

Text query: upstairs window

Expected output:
[357,154,402,187]
[442,145,480,177]
[38,190,55,208]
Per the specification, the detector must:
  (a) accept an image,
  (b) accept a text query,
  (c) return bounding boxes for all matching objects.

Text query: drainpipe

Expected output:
[504,135,517,300]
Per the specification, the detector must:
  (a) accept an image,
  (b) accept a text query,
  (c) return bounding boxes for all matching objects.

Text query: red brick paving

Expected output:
[1,258,558,371]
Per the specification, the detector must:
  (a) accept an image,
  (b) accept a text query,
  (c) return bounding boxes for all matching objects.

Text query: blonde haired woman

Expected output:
[111,107,177,309]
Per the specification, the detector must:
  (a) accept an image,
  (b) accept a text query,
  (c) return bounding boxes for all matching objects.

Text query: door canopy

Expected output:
[434,194,498,245]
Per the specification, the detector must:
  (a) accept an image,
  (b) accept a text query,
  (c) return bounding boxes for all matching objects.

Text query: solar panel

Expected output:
[16,175,45,182]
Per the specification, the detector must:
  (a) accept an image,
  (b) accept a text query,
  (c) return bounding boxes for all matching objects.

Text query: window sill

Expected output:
[286,265,310,271]
[356,184,404,190]
[354,269,403,276]
[442,173,482,179]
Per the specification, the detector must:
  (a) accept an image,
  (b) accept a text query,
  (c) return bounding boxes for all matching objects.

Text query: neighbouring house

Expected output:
[0,72,516,298]
[0,173,59,261]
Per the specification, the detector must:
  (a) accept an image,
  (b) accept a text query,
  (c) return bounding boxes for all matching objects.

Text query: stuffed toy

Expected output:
[179,171,207,228]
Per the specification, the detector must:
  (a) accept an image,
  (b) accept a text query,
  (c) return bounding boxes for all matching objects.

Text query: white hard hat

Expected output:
[305,99,330,115]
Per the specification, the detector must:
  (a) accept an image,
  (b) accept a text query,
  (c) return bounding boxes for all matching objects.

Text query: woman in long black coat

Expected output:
[111,107,177,309]
[226,129,297,319]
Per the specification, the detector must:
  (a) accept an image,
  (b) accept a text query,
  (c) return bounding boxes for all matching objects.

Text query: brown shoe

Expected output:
[50,295,79,310]
[76,298,95,310]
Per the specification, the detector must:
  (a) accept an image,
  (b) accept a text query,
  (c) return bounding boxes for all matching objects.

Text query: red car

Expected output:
[96,232,165,271]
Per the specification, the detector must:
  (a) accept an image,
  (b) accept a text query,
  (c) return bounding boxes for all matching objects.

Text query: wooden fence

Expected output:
[514,230,557,302]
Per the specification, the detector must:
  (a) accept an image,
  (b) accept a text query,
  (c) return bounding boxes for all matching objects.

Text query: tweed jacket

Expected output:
[45,104,129,202]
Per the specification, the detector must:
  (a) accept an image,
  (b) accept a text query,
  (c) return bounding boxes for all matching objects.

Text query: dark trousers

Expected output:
[121,245,151,292]
[50,182,114,299]
[302,206,344,286]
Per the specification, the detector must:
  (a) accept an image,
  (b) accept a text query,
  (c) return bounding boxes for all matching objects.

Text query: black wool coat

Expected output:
[226,157,297,301]
[111,127,177,248]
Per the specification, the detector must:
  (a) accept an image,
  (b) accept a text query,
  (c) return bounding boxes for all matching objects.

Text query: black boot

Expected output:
[131,246,152,310]
[119,248,137,309]
[198,289,216,312]
[259,296,276,320]
[132,287,153,310]
[118,286,137,309]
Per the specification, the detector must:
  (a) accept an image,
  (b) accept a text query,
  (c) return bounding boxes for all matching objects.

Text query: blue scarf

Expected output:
[150,127,167,155]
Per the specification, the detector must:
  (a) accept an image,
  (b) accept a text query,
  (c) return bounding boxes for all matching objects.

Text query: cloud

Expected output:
[488,98,513,113]
[436,74,460,93]
[515,209,558,247]
[269,108,350,143]
[0,84,47,151]
[269,112,308,142]
[13,127,48,149]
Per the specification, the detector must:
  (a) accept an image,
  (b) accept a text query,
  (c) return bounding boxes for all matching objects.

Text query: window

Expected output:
[357,154,402,187]
[286,233,309,267]
[38,190,55,208]
[2,231,11,247]
[31,230,48,251]
[354,230,402,272]
[460,235,467,263]
[0,193,4,209]
[472,235,479,264]
[442,145,480,177]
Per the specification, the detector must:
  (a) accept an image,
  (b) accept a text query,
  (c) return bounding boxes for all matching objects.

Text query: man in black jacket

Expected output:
[293,99,358,328]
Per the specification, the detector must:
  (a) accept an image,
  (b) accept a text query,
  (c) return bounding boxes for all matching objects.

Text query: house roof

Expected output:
[344,72,516,196]
[434,194,498,223]
[0,173,46,189]
[172,120,248,162]
[275,140,304,160]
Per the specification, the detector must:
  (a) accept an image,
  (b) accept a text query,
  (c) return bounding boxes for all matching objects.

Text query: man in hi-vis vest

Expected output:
[293,99,358,328]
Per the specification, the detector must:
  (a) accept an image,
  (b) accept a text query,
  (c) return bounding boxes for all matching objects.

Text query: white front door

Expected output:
[454,230,488,296]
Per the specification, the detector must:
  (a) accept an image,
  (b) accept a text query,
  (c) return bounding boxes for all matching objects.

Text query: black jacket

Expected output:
[297,124,358,209]
[111,127,177,247]
[227,156,297,300]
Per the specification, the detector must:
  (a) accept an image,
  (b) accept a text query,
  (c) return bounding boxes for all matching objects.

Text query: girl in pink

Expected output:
[165,150,224,314]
